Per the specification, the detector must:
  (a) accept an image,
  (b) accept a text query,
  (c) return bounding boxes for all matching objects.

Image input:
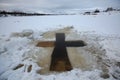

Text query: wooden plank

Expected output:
[36,41,55,47]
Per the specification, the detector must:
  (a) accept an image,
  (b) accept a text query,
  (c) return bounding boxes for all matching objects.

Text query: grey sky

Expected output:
[0,0,120,11]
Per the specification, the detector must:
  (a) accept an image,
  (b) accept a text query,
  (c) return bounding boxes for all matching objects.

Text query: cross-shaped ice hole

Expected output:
[36,33,86,72]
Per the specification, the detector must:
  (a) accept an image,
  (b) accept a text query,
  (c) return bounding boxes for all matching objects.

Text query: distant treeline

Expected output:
[0,7,120,17]
[0,10,52,17]
[83,7,120,15]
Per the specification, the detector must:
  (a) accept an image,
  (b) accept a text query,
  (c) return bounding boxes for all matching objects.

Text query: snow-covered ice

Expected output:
[0,11,120,35]
[0,11,120,80]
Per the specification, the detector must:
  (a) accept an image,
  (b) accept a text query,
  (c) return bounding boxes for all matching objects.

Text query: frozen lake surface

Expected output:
[0,11,120,80]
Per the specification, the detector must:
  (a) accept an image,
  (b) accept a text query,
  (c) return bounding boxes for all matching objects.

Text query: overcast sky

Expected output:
[0,0,120,11]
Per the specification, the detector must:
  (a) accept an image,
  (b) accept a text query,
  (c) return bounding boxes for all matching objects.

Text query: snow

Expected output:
[0,11,120,80]
[0,11,120,35]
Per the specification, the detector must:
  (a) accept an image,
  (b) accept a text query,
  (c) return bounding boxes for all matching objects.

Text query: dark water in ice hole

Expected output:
[50,33,86,72]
